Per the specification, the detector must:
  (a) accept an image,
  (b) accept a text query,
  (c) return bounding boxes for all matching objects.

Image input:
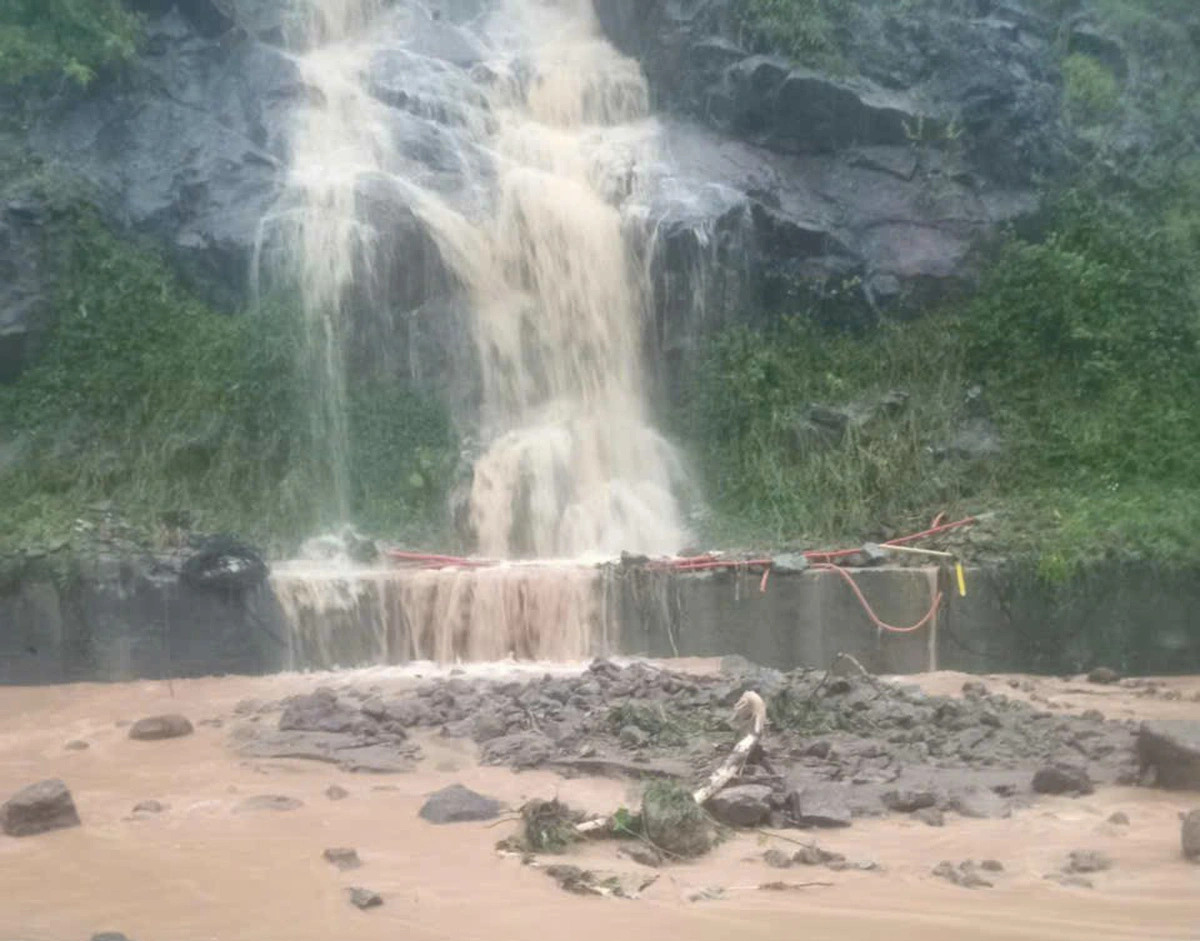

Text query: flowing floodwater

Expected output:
[265,0,691,664]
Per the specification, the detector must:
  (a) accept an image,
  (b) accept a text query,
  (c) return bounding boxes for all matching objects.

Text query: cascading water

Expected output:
[265,0,691,666]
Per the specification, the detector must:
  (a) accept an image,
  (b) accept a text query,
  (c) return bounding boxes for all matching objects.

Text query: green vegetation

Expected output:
[735,0,849,67]
[0,0,141,87]
[1062,54,1120,123]
[680,175,1200,576]
[0,207,457,556]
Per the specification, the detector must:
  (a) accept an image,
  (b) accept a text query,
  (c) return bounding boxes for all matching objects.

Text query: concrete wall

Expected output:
[2,556,1198,684]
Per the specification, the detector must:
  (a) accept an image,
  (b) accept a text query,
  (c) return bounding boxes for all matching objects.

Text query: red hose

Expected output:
[811,562,942,634]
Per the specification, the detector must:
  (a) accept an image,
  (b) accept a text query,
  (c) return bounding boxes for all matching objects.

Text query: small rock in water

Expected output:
[1087,667,1120,685]
[132,800,166,814]
[234,794,303,813]
[1032,762,1093,796]
[1107,811,1130,826]
[1179,809,1200,860]
[325,784,350,801]
[617,844,662,868]
[762,848,793,869]
[932,860,992,889]
[980,859,1004,872]
[792,845,844,867]
[418,784,504,824]
[1045,872,1093,889]
[323,847,362,870]
[65,740,90,751]
[91,934,133,941]
[129,715,194,741]
[1,779,82,837]
[914,807,945,827]
[1065,850,1112,874]
[348,887,382,910]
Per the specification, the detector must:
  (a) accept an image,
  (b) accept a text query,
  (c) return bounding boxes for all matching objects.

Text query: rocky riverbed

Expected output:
[1,661,1198,941]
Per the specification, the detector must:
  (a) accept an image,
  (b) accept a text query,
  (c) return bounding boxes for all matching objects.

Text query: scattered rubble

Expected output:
[932,860,993,888]
[1,779,82,837]
[129,715,194,741]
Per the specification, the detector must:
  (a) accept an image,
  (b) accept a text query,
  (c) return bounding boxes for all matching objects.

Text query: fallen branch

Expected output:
[692,691,766,805]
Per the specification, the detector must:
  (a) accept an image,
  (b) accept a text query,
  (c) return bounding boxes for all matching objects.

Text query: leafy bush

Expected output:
[1062,53,1120,123]
[735,0,849,67]
[0,0,141,87]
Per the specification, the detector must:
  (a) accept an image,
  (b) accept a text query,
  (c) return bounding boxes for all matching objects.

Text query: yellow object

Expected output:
[955,562,967,597]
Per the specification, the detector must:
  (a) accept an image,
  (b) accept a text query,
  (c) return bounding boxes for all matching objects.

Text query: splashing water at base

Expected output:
[271,559,616,668]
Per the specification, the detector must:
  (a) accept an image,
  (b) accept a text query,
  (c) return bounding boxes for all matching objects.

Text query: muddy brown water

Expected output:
[2,667,1198,941]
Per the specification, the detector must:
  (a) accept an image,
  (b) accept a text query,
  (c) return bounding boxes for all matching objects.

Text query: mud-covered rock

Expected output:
[1,779,82,837]
[882,789,937,813]
[233,794,303,813]
[278,689,365,735]
[642,781,717,859]
[1088,667,1120,685]
[418,784,503,824]
[790,786,852,828]
[325,784,350,801]
[1065,850,1112,874]
[348,887,383,910]
[1138,721,1200,790]
[323,847,362,870]
[129,714,194,741]
[132,800,167,814]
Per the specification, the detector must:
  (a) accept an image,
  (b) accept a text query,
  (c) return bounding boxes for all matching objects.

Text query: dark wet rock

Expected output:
[1182,809,1200,860]
[129,715,194,741]
[470,712,509,744]
[418,784,504,824]
[793,844,844,867]
[762,848,793,868]
[1032,763,1093,796]
[706,784,773,827]
[791,785,852,829]
[479,732,554,769]
[326,784,350,801]
[278,689,366,735]
[946,786,1011,819]
[1087,667,1120,685]
[1108,811,1130,826]
[234,794,303,813]
[91,934,133,941]
[980,859,1004,872]
[914,807,945,827]
[962,681,988,698]
[1,779,82,837]
[132,800,166,814]
[348,887,383,910]
[882,789,937,813]
[323,847,362,870]
[1137,721,1200,790]
[1065,850,1112,874]
[65,740,90,751]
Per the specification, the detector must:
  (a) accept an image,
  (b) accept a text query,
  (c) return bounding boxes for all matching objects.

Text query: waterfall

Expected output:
[264,0,692,664]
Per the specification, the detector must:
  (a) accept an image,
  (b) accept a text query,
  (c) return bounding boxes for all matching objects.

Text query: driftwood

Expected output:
[575,690,768,836]
[692,691,766,805]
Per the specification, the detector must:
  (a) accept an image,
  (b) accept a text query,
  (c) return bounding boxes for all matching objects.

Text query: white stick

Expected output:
[693,691,765,805]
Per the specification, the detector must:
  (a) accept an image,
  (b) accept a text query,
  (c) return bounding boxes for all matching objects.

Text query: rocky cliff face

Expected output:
[1,0,1083,398]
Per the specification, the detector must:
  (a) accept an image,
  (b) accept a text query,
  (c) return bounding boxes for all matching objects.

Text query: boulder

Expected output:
[418,784,504,824]
[325,784,350,801]
[1181,809,1200,861]
[882,789,938,813]
[1032,763,1093,796]
[791,785,852,828]
[128,715,194,741]
[1,779,82,837]
[706,784,773,827]
[1138,721,1200,790]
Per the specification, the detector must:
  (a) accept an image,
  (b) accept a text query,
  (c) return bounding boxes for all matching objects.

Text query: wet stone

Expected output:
[1,779,82,837]
[706,784,773,827]
[234,794,304,813]
[762,848,793,868]
[325,784,350,801]
[1181,809,1200,860]
[348,887,383,910]
[132,800,166,814]
[129,715,194,741]
[1032,763,1093,796]
[1065,850,1112,874]
[418,784,504,824]
[65,740,90,751]
[914,807,945,827]
[1108,811,1130,826]
[323,847,362,870]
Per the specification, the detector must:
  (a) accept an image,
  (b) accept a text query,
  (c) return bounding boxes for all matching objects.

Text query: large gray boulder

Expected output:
[1138,721,1200,790]
[1,779,82,837]
[129,714,194,741]
[706,783,773,827]
[418,784,503,824]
